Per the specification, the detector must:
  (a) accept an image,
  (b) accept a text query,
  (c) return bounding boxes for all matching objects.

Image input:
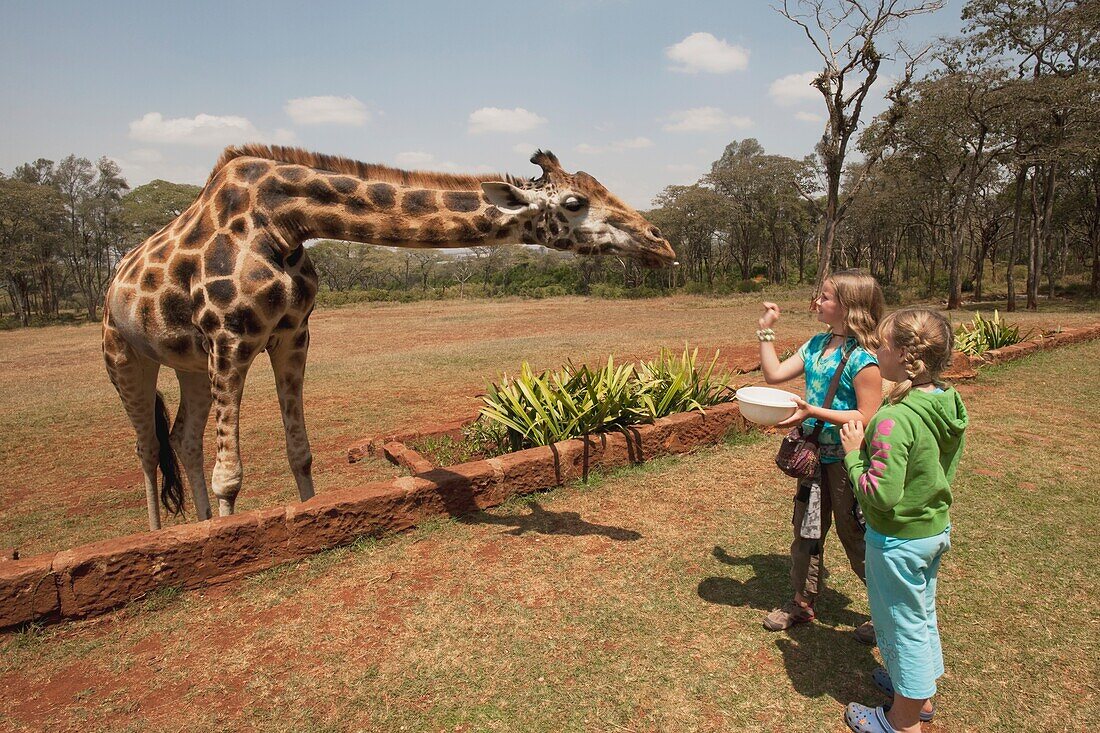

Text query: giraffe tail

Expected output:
[154,391,185,517]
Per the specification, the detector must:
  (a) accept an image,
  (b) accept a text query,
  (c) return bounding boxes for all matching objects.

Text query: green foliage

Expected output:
[635,347,735,419]
[955,310,1031,355]
[461,418,510,458]
[121,180,202,242]
[476,349,737,451]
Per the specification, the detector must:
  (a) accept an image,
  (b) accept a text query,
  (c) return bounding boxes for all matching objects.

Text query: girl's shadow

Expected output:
[698,546,880,705]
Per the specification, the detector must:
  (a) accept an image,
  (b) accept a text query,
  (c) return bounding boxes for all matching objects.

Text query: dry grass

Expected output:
[0,294,1097,732]
[1,292,1094,556]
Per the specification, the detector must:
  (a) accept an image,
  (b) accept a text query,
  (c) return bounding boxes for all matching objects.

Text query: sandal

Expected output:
[871,667,935,722]
[844,703,896,733]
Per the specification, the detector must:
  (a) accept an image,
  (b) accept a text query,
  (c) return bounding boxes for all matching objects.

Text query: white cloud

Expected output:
[284,95,370,126]
[575,136,655,154]
[615,136,653,150]
[663,107,752,133]
[127,148,164,164]
[795,110,824,122]
[666,32,749,74]
[769,71,820,107]
[467,107,547,134]
[394,151,435,167]
[129,112,261,146]
[512,142,537,156]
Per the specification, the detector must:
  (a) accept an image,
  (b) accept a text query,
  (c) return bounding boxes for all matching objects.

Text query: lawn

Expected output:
[0,293,1097,732]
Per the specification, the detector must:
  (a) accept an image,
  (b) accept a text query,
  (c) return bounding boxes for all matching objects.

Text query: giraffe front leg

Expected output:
[209,337,251,516]
[172,370,214,521]
[268,325,315,502]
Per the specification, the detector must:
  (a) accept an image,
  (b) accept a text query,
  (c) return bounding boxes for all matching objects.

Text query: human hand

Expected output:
[759,302,781,329]
[775,396,810,429]
[841,420,864,454]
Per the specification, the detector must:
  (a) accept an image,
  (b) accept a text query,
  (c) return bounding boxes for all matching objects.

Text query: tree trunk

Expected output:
[1007,166,1027,312]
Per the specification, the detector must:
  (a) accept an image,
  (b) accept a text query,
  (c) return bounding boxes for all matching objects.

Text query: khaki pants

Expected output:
[790,461,866,602]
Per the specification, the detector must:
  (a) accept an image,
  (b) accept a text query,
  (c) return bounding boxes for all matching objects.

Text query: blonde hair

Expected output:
[880,307,955,404]
[826,269,885,351]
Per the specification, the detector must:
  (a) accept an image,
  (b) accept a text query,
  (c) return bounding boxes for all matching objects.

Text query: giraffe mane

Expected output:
[209,144,527,190]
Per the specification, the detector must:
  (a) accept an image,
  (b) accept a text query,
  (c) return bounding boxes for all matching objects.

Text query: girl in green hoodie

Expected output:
[839,308,968,733]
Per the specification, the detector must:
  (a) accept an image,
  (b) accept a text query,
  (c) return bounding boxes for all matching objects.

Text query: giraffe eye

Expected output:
[562,196,587,212]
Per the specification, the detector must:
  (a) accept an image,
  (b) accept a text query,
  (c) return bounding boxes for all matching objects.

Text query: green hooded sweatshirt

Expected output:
[844,388,969,539]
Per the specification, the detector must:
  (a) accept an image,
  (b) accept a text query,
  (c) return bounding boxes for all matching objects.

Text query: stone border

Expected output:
[3,322,1098,631]
[0,403,747,630]
[978,322,1100,364]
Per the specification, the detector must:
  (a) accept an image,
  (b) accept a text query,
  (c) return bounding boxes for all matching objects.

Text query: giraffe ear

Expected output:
[481,182,536,214]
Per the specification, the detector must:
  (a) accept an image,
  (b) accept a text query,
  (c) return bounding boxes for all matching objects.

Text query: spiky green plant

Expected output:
[635,347,736,419]
[477,348,737,451]
[955,310,1031,356]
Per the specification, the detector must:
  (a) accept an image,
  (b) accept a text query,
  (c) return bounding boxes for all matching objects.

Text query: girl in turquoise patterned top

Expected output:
[756,270,885,641]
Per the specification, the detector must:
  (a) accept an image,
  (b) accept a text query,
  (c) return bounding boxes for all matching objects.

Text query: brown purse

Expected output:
[775,344,854,479]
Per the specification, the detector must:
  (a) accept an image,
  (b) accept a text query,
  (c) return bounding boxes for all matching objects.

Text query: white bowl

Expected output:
[735,386,799,426]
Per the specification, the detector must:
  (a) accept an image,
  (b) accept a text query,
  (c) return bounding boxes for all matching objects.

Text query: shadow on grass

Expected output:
[775,623,880,706]
[699,547,880,705]
[700,547,866,626]
[457,500,642,540]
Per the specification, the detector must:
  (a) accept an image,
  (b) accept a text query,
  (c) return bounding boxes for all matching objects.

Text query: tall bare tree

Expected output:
[777,0,944,291]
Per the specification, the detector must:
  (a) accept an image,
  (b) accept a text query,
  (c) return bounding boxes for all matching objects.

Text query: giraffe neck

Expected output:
[236,161,542,250]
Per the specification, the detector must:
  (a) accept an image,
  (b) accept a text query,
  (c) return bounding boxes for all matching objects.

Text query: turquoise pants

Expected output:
[865,525,951,700]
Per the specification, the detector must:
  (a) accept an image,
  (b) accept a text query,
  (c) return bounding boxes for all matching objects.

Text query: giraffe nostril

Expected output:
[648,227,663,240]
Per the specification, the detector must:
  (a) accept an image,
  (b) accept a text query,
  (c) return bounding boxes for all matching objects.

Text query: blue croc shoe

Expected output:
[845,703,896,733]
[871,667,935,722]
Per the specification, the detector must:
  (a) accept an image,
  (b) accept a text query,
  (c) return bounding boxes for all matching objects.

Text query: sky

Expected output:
[0,0,967,209]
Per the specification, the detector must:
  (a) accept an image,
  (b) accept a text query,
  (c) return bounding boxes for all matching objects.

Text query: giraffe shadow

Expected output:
[457,500,641,540]
[413,465,641,541]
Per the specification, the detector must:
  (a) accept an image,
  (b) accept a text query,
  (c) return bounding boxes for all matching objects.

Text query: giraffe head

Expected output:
[480,151,676,268]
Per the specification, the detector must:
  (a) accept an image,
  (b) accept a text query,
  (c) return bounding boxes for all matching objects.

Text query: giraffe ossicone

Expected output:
[103,145,677,530]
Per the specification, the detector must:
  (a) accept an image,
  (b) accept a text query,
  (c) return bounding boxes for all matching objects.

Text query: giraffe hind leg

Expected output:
[104,337,184,530]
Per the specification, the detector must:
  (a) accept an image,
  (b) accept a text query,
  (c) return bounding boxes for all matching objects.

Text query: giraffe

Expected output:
[103,145,677,531]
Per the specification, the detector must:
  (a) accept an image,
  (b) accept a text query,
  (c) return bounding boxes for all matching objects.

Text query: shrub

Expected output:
[588,283,627,299]
[476,348,737,451]
[954,310,1031,356]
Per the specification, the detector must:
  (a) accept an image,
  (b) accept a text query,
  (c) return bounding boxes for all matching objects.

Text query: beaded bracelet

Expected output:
[756,328,776,342]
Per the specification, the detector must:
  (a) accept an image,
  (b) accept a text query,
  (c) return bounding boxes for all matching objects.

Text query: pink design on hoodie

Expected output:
[860,419,895,495]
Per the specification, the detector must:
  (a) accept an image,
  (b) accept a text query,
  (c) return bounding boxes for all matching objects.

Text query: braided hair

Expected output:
[880,307,954,404]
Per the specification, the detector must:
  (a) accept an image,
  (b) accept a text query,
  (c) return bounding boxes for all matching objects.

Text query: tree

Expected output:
[777,0,945,292]
[961,0,1100,308]
[707,139,809,281]
[452,256,476,295]
[873,65,1015,307]
[121,179,201,252]
[0,177,65,325]
[649,184,726,286]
